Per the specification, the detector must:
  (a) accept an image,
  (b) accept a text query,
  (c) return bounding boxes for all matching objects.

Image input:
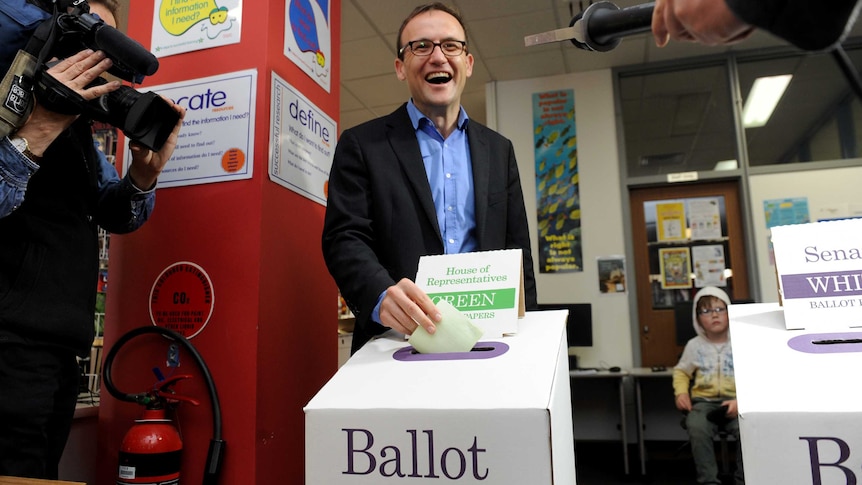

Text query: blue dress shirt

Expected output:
[371,100,478,323]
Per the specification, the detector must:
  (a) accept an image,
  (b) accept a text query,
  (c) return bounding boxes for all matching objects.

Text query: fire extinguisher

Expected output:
[116,374,199,485]
[103,326,226,485]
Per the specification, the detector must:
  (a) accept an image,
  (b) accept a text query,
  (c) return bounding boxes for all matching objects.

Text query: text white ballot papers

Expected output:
[416,249,525,337]
[771,218,862,330]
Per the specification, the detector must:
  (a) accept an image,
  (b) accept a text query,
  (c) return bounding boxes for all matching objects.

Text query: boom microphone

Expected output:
[90,18,159,77]
[525,1,655,51]
[55,11,159,83]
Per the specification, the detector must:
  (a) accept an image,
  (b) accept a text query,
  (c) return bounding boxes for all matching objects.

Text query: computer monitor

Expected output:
[536,303,593,347]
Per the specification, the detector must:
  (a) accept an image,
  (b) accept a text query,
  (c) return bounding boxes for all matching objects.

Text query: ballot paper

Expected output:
[771,218,862,330]
[408,299,484,353]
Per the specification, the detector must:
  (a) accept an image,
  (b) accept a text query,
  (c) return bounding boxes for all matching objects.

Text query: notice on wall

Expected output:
[532,89,582,274]
[122,69,257,188]
[151,0,243,57]
[764,197,810,228]
[269,72,336,205]
[763,197,810,266]
[284,0,332,92]
[597,256,626,294]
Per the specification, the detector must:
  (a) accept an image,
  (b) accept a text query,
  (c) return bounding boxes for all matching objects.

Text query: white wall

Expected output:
[749,165,862,303]
[489,70,633,369]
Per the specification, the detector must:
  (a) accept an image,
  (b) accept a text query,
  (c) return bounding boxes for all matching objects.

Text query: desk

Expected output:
[629,367,673,475]
[0,478,84,484]
[570,369,630,474]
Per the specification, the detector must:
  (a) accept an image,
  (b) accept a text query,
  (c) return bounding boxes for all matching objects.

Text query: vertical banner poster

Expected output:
[122,69,257,188]
[532,89,582,274]
[284,0,332,93]
[152,0,243,57]
[269,72,336,205]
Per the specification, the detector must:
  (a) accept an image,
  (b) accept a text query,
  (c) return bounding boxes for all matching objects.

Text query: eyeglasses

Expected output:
[698,307,727,316]
[399,40,467,58]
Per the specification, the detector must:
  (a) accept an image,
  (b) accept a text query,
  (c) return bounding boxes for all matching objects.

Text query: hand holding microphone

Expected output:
[651,0,754,47]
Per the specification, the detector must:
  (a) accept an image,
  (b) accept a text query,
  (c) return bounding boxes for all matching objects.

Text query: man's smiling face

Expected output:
[395,9,473,118]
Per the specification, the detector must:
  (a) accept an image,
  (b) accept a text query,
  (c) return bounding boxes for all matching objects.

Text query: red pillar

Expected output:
[96,1,339,483]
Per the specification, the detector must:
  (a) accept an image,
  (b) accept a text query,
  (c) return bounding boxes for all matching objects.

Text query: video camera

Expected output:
[2,0,178,151]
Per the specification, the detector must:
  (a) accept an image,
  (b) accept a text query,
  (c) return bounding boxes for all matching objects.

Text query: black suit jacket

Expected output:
[322,104,537,353]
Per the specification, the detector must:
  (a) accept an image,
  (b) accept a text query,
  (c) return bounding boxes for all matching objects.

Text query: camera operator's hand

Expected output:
[127,99,186,190]
[15,49,121,158]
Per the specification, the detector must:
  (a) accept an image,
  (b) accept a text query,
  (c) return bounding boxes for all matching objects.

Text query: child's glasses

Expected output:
[698,307,727,315]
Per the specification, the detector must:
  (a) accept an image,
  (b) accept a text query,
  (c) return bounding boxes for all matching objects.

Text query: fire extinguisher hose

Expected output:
[103,325,225,485]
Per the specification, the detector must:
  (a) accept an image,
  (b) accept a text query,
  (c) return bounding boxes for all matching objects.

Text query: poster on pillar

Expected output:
[151,0,243,58]
[121,69,257,188]
[269,72,336,205]
[284,0,332,92]
[532,89,582,274]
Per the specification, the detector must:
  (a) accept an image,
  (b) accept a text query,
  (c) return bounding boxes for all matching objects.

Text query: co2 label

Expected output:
[149,261,214,339]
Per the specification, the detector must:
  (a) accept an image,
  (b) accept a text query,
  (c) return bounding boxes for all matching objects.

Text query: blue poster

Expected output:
[532,89,582,273]
[763,197,810,228]
[284,0,332,92]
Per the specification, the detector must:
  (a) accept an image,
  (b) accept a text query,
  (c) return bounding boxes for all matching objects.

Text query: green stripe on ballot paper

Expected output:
[428,289,516,311]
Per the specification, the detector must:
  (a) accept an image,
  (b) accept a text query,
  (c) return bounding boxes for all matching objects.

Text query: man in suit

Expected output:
[322,2,537,353]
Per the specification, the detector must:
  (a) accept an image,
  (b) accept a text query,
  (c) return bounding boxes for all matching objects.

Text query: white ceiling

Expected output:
[339,0,811,131]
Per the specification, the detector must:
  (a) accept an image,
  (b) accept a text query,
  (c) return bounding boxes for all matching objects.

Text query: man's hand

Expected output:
[127,99,187,190]
[652,0,755,47]
[16,49,122,157]
[378,278,441,336]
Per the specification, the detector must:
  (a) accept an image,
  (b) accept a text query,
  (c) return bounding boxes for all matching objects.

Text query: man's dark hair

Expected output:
[396,2,468,60]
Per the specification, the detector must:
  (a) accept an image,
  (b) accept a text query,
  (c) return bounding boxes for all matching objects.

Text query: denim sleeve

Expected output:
[0,136,40,218]
[93,146,156,234]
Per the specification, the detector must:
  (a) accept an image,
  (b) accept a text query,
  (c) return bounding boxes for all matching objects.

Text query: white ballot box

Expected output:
[304,310,576,484]
[731,303,862,485]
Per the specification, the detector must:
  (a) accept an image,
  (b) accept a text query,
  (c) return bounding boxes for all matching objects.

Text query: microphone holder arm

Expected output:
[525,1,655,51]
[525,1,862,101]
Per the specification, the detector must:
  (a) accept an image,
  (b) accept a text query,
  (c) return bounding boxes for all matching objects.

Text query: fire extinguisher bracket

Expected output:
[104,325,225,485]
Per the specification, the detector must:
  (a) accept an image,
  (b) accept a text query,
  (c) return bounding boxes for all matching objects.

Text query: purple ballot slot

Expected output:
[787,332,862,354]
[392,341,510,361]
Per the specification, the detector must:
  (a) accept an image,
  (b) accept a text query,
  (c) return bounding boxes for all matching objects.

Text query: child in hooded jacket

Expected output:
[673,286,744,484]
